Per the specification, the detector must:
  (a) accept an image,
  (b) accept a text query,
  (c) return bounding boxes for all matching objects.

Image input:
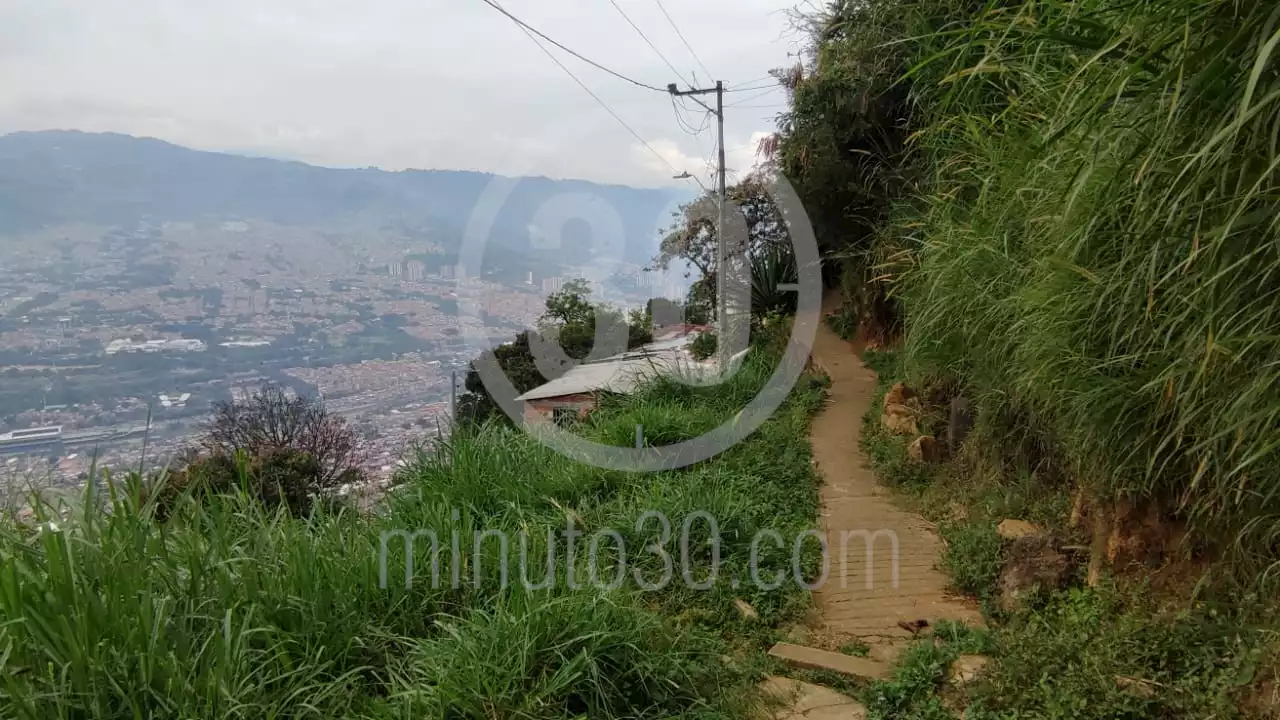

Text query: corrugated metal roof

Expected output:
[514,333,709,402]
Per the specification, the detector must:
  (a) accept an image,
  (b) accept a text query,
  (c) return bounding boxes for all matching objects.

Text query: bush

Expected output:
[203,385,367,491]
[689,331,718,361]
[825,303,858,341]
[158,448,328,518]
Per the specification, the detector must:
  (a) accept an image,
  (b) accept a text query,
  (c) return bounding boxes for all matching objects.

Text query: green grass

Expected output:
[782,0,1280,584]
[839,639,871,657]
[0,340,828,718]
[862,621,994,720]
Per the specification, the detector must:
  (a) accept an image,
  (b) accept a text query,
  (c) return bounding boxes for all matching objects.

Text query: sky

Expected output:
[0,0,800,189]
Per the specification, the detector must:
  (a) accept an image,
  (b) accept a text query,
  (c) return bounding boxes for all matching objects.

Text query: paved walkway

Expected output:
[766,300,981,717]
[806,314,981,649]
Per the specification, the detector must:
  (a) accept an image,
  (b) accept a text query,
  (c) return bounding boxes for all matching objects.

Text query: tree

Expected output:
[654,174,791,277]
[542,278,595,327]
[654,173,796,314]
[202,385,367,490]
[655,172,803,324]
[456,281,653,428]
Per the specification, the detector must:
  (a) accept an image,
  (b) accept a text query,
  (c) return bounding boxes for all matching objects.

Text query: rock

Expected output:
[881,403,918,435]
[884,382,915,407]
[1115,675,1158,699]
[734,598,759,621]
[948,396,973,451]
[998,534,1069,613]
[996,519,1042,540]
[948,655,990,686]
[907,436,943,463]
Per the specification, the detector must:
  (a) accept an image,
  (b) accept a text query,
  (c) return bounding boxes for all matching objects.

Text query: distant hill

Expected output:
[0,130,692,266]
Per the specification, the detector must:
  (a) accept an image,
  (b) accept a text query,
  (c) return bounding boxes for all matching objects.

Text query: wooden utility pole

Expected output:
[668,81,727,370]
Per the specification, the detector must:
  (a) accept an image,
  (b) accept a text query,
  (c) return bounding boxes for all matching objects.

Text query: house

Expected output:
[515,326,710,426]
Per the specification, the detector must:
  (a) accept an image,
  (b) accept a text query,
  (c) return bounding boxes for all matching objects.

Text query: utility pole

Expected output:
[450,369,458,425]
[668,81,728,371]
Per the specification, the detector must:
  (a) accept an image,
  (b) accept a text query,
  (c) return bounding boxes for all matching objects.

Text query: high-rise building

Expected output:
[406,260,425,282]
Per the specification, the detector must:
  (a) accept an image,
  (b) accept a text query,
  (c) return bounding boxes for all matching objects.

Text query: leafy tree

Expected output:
[542,278,595,327]
[456,281,652,428]
[764,0,919,335]
[655,172,800,322]
[654,174,791,287]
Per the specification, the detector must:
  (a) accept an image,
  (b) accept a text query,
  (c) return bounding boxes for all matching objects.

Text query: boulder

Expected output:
[908,436,943,463]
[882,403,918,435]
[998,534,1069,613]
[996,519,1041,540]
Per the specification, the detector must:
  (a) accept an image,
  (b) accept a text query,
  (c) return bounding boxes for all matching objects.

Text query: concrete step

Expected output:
[768,642,892,681]
[761,675,868,720]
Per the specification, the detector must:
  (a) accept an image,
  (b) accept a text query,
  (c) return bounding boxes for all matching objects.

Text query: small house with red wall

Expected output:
[516,325,710,426]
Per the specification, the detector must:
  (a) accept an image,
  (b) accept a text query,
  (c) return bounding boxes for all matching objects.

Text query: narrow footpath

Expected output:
[765,299,982,718]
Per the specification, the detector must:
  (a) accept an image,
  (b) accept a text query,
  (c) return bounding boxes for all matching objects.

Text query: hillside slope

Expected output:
[0,130,690,265]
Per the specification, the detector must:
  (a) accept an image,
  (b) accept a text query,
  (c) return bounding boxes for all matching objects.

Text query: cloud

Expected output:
[632,129,773,194]
[0,0,798,188]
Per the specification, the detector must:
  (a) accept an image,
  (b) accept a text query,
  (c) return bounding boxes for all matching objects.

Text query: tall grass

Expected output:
[0,338,826,717]
[791,0,1280,577]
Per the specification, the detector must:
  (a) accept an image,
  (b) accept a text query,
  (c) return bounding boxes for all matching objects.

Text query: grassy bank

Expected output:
[779,0,1280,579]
[856,350,1274,719]
[0,339,827,718]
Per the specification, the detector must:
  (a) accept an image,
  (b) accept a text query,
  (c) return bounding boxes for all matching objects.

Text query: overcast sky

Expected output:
[0,0,798,189]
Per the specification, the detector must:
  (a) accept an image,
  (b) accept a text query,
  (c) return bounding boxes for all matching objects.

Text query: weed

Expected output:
[862,621,993,720]
[825,304,858,341]
[937,519,1003,605]
[840,639,871,657]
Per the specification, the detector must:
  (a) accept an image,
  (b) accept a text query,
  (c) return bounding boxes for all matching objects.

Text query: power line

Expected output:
[605,0,690,84]
[476,0,666,93]
[725,87,780,107]
[669,96,716,193]
[725,81,778,93]
[495,6,686,181]
[671,95,711,136]
[651,0,714,81]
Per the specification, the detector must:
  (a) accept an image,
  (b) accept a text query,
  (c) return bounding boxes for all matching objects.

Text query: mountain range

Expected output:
[0,130,693,267]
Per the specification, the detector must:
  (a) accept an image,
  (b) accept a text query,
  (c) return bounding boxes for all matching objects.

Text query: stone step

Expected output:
[768,642,892,681]
[761,675,868,720]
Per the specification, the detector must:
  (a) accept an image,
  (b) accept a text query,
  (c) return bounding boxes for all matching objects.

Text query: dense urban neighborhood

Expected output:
[0,139,685,490]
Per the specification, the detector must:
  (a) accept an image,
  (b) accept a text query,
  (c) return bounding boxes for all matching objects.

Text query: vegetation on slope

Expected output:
[760,0,1280,713]
[775,0,1280,578]
[858,350,1270,719]
[0,326,826,718]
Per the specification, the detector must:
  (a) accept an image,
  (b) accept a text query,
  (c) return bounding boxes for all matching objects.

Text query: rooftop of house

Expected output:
[514,324,712,403]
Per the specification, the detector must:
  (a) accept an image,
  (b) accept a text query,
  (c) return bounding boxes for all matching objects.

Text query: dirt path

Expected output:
[765,301,981,718]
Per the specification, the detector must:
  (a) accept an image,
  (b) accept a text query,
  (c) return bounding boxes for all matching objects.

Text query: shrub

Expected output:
[690,331,718,361]
[203,385,367,491]
[158,448,328,518]
[825,303,858,341]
